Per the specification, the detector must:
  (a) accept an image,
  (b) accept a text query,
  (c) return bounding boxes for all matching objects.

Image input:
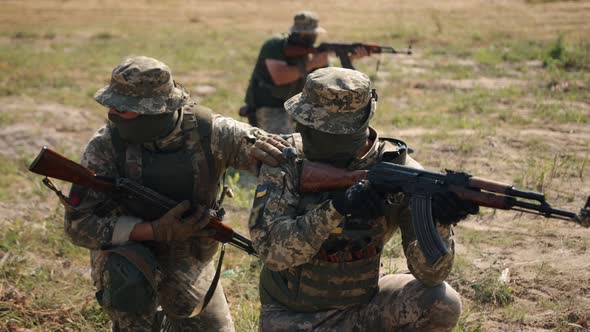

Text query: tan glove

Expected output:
[249,134,291,167]
[151,201,214,242]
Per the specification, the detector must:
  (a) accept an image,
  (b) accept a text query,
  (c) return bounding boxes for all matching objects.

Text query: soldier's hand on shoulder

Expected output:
[431,192,479,226]
[151,201,214,242]
[332,180,385,219]
[249,134,291,167]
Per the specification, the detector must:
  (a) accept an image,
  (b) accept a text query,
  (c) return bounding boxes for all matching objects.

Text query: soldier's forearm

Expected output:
[265,59,304,85]
[65,211,143,249]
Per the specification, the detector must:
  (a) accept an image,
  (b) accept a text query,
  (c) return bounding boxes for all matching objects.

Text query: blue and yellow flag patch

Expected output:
[255,184,269,198]
[249,184,271,228]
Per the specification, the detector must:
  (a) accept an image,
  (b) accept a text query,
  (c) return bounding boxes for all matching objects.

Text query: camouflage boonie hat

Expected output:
[289,11,326,34]
[94,56,188,114]
[285,67,376,134]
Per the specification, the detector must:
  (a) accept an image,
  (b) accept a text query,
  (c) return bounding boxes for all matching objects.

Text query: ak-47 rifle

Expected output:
[283,42,412,70]
[28,146,258,256]
[299,159,590,267]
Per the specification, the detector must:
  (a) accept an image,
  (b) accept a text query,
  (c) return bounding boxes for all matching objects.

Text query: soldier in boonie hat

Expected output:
[65,55,292,331]
[94,56,188,115]
[242,11,331,135]
[285,67,375,135]
[94,56,191,143]
[283,67,376,166]
[249,66,474,332]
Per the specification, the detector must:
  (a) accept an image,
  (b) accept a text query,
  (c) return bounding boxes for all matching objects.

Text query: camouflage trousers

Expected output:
[91,249,234,332]
[259,274,461,332]
[255,106,293,135]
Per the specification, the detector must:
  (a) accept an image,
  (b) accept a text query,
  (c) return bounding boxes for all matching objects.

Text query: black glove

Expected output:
[431,192,479,225]
[332,180,385,219]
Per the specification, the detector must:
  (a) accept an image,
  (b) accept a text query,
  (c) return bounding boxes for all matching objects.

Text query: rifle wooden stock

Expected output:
[300,160,368,192]
[283,46,318,57]
[28,146,113,192]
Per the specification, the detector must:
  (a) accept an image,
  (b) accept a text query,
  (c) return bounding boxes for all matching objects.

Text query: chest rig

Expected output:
[110,103,220,260]
[260,134,410,312]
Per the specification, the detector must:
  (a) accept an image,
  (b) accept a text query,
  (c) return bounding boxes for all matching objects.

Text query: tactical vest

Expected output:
[110,102,221,261]
[260,134,410,312]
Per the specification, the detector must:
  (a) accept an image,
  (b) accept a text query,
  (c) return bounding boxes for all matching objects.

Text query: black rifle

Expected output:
[28,146,258,256]
[284,42,412,70]
[300,160,590,267]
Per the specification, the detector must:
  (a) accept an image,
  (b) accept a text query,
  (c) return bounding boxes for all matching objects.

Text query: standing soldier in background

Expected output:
[249,67,479,331]
[64,56,285,331]
[242,11,368,134]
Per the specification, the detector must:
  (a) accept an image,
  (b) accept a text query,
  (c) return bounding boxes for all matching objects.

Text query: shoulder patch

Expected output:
[249,184,271,229]
[255,184,269,198]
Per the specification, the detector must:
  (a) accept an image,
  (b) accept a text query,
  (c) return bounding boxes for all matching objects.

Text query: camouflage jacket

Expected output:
[249,129,455,291]
[65,106,263,251]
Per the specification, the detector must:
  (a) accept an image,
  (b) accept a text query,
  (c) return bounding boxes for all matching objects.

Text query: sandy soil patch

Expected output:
[0,97,101,158]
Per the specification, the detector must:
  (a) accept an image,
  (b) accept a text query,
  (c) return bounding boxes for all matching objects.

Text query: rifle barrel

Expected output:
[378,47,396,54]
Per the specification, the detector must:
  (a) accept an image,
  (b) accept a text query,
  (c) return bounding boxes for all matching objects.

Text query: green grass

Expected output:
[0,157,22,201]
[543,36,590,71]
[471,277,513,306]
[0,210,109,330]
[454,310,484,332]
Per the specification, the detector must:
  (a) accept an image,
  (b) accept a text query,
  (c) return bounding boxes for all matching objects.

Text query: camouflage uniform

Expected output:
[244,11,326,134]
[65,57,269,332]
[249,68,461,331]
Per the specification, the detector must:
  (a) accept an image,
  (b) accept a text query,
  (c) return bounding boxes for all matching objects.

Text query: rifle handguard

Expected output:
[300,160,367,192]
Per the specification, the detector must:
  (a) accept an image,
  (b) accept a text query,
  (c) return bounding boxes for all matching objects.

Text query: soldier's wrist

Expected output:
[130,222,155,242]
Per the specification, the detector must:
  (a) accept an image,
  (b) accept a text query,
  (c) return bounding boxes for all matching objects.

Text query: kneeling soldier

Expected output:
[249,67,478,331]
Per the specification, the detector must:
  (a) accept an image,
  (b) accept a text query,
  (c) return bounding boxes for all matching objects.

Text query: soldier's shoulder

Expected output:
[378,136,413,164]
[284,133,304,156]
[85,123,114,152]
[183,102,237,136]
[80,123,117,169]
[262,34,287,48]
[257,133,301,189]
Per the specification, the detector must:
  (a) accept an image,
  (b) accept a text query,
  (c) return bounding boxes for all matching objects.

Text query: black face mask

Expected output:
[288,33,317,48]
[109,110,180,144]
[297,123,370,168]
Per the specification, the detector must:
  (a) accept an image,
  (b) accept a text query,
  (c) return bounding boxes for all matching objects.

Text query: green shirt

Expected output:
[245,35,307,108]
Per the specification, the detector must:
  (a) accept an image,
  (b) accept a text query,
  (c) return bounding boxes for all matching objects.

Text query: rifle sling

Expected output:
[188,244,226,318]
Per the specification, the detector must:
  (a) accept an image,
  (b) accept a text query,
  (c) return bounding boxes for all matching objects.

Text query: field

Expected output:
[1,0,589,331]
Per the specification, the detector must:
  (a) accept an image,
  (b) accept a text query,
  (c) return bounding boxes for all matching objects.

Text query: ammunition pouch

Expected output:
[260,253,381,312]
[96,244,159,313]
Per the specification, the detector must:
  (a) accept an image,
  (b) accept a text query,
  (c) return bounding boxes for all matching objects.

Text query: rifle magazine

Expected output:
[411,193,449,267]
